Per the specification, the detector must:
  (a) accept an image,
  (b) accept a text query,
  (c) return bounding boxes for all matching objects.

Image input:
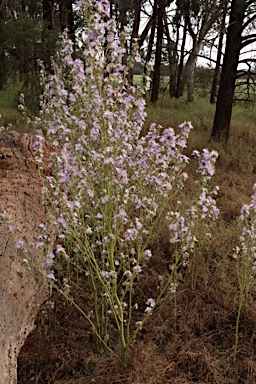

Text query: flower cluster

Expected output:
[145,298,156,313]
[192,149,218,180]
[233,183,256,359]
[165,149,219,272]
[234,184,256,266]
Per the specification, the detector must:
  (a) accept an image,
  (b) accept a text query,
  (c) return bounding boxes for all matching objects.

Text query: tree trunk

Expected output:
[0,131,55,384]
[150,2,164,104]
[143,2,157,78]
[43,0,54,30]
[0,50,5,90]
[211,0,246,142]
[175,17,187,98]
[127,0,142,85]
[210,1,227,104]
[116,0,129,68]
[163,9,178,98]
[210,33,223,104]
[185,42,201,102]
[0,7,6,90]
[59,0,75,37]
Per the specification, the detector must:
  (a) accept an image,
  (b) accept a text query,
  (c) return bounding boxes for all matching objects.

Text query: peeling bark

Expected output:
[0,131,54,384]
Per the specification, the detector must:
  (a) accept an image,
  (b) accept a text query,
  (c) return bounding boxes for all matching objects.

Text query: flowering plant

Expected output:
[20,0,219,365]
[233,184,256,360]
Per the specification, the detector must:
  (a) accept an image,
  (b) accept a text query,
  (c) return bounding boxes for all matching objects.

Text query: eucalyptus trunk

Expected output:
[143,2,157,78]
[175,17,187,98]
[210,1,227,104]
[185,43,201,103]
[211,0,246,142]
[151,2,164,104]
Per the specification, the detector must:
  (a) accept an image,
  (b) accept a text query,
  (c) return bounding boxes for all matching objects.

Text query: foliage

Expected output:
[1,13,59,112]
[0,3,60,111]
[194,66,214,99]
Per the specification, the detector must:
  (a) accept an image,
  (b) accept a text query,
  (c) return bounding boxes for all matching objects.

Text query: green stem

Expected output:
[88,263,100,333]
[58,287,123,363]
[234,291,243,362]
[234,246,253,361]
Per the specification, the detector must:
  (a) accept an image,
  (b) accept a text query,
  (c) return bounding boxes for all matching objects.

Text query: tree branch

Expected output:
[138,14,156,48]
[240,34,256,49]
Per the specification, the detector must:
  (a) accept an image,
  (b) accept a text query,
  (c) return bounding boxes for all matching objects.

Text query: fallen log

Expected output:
[0,131,54,384]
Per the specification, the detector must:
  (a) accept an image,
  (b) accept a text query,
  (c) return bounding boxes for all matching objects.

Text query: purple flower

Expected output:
[145,298,156,313]
[144,249,152,258]
[123,270,132,279]
[57,217,67,229]
[133,265,142,273]
[15,240,24,249]
[47,273,56,280]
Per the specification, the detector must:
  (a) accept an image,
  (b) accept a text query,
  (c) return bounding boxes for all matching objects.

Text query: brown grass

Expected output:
[17,100,256,383]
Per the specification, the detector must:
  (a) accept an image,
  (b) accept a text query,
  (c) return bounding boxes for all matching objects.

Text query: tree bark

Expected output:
[150,1,164,104]
[0,131,54,384]
[210,32,224,104]
[175,17,187,98]
[163,9,178,98]
[143,2,157,78]
[43,0,54,30]
[184,42,201,102]
[59,0,75,37]
[210,1,227,104]
[211,0,246,142]
[127,0,142,85]
[0,6,6,90]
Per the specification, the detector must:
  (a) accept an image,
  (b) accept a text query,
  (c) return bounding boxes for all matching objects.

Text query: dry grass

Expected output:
[17,99,256,383]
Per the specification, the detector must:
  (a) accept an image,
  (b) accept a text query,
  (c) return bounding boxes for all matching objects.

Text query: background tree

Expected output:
[0,3,8,90]
[142,1,157,78]
[176,0,221,102]
[1,0,256,118]
[211,0,256,142]
[150,0,165,103]
[43,0,54,30]
[163,6,178,98]
[0,0,76,111]
[175,20,188,97]
[59,0,75,35]
[210,0,228,104]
